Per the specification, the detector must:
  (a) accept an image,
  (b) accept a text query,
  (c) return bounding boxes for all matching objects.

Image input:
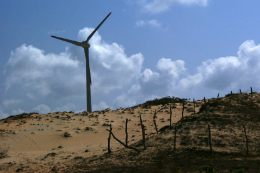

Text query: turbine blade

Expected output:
[86,12,111,42]
[51,35,82,47]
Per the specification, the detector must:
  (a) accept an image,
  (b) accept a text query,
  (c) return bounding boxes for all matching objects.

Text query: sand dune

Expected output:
[0,100,198,172]
[1,93,260,172]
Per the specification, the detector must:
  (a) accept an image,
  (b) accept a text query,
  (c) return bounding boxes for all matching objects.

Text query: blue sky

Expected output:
[1,0,260,119]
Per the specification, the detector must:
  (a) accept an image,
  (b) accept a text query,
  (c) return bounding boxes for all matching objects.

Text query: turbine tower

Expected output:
[51,12,111,112]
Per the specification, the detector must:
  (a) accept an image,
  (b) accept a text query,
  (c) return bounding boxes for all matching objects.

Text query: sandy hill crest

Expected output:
[1,92,260,172]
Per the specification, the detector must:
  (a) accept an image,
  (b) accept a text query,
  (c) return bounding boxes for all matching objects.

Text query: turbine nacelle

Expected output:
[81,41,90,48]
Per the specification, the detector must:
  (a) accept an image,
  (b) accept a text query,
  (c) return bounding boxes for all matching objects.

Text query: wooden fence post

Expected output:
[108,124,112,153]
[140,114,146,150]
[154,109,157,119]
[153,118,158,134]
[217,93,219,99]
[170,107,172,127]
[140,114,143,128]
[106,128,139,152]
[153,110,158,134]
[142,124,146,150]
[231,91,232,95]
[125,118,128,146]
[240,89,242,94]
[174,124,177,151]
[181,101,185,123]
[193,98,195,114]
[208,124,212,156]
[243,125,249,155]
[251,87,253,97]
[204,97,206,103]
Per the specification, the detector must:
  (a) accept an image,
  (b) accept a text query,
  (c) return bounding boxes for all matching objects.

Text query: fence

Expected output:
[106,86,260,157]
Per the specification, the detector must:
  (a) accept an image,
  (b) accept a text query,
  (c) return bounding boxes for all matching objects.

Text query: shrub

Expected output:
[237,168,244,173]
[141,96,188,107]
[203,165,216,173]
[0,148,8,159]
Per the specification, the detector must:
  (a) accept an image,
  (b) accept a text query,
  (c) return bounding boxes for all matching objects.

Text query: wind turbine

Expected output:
[51,12,111,113]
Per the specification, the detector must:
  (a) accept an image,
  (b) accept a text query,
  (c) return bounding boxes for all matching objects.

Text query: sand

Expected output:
[0,100,202,172]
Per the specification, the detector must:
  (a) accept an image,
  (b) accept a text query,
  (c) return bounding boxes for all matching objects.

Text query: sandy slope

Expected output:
[0,100,202,172]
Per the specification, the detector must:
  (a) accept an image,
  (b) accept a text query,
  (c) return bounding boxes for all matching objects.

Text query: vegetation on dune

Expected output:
[139,96,188,108]
[0,148,8,159]
[0,112,39,121]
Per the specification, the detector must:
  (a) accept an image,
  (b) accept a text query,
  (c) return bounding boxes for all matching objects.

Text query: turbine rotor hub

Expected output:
[81,42,90,48]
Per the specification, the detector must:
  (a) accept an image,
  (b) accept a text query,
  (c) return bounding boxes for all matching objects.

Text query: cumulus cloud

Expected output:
[157,58,186,78]
[113,94,137,109]
[113,40,260,108]
[32,104,51,114]
[2,27,144,118]
[93,101,109,111]
[4,44,83,99]
[4,28,144,100]
[138,0,208,13]
[11,108,25,115]
[76,27,144,94]
[2,21,260,120]
[0,109,8,119]
[112,58,186,107]
[178,40,260,91]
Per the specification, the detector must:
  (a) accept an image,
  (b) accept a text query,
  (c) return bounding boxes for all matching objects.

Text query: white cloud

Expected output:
[113,94,137,109]
[179,40,260,91]
[119,58,186,103]
[0,109,8,119]
[138,0,208,13]
[76,27,144,94]
[3,99,21,107]
[53,103,76,113]
[3,24,260,120]
[32,104,51,114]
[136,19,162,28]
[147,19,162,27]
[4,27,143,98]
[93,101,109,111]
[113,40,260,108]
[136,20,145,27]
[157,58,186,78]
[12,108,25,115]
[4,44,83,99]
[2,27,144,118]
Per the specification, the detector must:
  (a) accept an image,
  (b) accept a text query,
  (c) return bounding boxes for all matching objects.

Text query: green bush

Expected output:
[203,165,216,173]
[141,96,188,107]
[237,168,244,173]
